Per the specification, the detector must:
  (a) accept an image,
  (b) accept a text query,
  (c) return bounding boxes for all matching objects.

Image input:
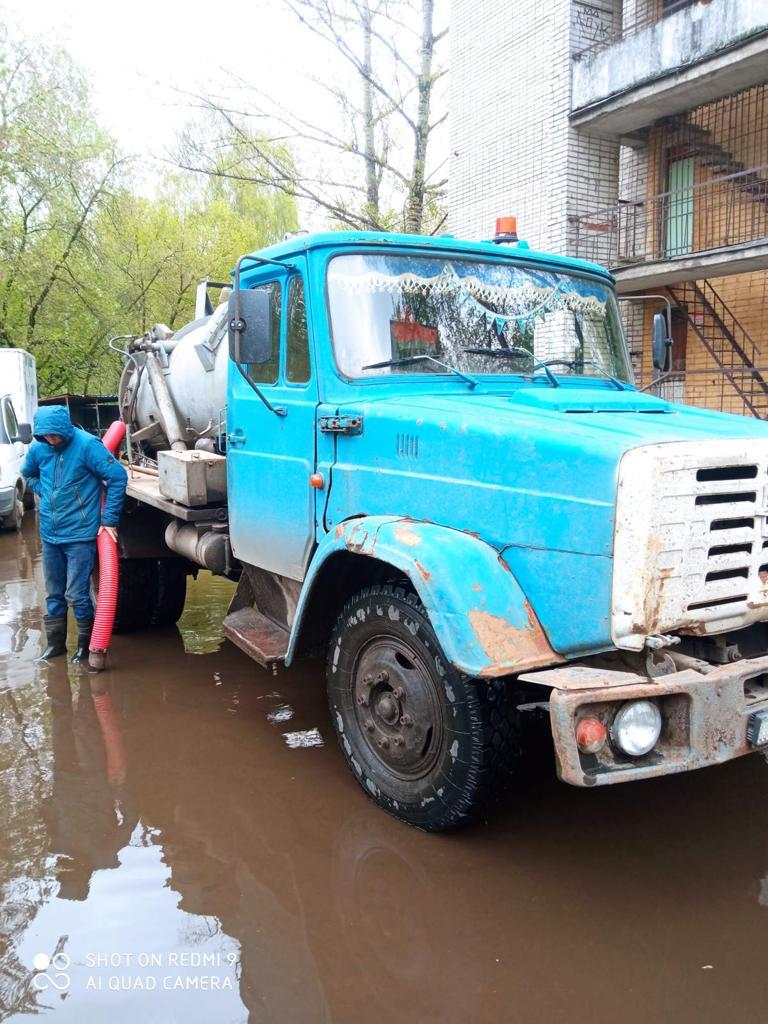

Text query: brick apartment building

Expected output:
[449,0,768,416]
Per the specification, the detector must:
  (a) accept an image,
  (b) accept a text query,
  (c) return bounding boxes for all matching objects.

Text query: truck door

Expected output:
[226,263,318,580]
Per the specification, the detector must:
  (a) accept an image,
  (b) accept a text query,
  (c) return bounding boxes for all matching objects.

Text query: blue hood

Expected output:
[33,406,75,445]
[325,383,768,656]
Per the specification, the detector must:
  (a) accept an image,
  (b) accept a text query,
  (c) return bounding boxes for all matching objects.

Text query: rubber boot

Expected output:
[70,618,94,664]
[36,615,67,661]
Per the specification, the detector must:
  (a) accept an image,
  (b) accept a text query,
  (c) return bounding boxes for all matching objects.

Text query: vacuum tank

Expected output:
[117,290,230,453]
[114,288,232,573]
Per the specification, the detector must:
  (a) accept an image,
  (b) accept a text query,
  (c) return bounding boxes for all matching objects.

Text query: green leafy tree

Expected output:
[0,22,298,396]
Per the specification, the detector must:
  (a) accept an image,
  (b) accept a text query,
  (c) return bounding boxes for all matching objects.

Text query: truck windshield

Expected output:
[327,253,632,384]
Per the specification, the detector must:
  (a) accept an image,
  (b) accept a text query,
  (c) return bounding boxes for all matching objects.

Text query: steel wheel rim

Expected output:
[351,634,444,781]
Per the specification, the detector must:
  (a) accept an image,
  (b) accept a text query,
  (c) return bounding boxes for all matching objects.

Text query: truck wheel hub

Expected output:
[376,693,399,724]
[353,637,443,779]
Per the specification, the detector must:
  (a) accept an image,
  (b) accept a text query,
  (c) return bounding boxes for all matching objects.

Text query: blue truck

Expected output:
[112,225,768,830]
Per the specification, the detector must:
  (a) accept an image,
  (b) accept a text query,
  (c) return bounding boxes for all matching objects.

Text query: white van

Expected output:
[0,393,32,530]
[0,348,37,426]
[0,350,37,530]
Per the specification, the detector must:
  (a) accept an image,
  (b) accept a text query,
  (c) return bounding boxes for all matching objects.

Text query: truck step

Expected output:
[222,607,289,668]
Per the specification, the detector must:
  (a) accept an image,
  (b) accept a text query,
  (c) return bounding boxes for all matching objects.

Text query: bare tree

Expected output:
[177,0,447,234]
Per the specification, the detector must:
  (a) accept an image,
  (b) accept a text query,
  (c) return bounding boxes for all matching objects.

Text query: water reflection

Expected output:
[176,573,236,655]
[42,677,133,902]
[3,531,768,1023]
[0,520,45,688]
[1,664,246,1021]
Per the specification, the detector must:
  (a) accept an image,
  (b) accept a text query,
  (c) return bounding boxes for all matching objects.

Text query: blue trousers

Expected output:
[42,540,96,621]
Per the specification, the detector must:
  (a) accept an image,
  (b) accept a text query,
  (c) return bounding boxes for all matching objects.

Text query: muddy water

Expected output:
[3,525,768,1023]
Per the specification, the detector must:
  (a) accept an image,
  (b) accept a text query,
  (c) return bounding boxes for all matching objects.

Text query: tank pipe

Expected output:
[108,334,140,369]
[88,420,126,671]
[145,350,188,451]
[110,335,144,425]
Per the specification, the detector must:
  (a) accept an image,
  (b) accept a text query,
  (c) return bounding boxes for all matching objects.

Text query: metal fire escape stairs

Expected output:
[660,117,768,416]
[667,280,768,418]
[666,116,768,207]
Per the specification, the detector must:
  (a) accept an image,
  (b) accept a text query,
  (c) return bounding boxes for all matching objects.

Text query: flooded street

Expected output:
[3,524,768,1023]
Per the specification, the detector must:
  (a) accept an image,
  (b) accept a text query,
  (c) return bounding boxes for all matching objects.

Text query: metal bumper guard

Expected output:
[522,656,768,787]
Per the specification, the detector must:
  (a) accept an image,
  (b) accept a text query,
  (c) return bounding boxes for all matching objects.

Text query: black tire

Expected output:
[112,558,155,633]
[327,584,522,832]
[102,557,186,633]
[150,559,187,627]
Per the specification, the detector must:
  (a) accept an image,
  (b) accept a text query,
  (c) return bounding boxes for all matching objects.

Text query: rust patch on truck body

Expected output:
[533,654,768,787]
[469,601,563,677]
[394,525,422,547]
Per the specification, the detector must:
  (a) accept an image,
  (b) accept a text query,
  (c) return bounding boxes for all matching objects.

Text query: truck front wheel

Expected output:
[327,584,521,832]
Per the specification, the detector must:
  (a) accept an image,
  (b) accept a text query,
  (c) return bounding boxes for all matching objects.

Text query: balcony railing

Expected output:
[636,367,768,418]
[573,164,768,269]
[573,0,702,61]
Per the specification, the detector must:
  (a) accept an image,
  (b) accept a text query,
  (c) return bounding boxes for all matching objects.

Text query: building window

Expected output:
[661,0,698,16]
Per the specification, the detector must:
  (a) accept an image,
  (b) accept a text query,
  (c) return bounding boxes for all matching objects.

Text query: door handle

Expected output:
[227,431,247,447]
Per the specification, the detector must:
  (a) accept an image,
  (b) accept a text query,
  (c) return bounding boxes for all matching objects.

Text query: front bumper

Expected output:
[0,485,16,516]
[524,656,768,787]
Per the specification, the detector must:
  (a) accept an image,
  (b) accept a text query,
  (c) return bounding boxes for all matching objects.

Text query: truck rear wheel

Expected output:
[97,557,187,633]
[112,558,153,633]
[327,584,521,832]
[149,559,187,627]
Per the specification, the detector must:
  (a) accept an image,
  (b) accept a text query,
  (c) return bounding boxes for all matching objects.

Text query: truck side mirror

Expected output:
[652,312,672,371]
[228,289,272,364]
[12,423,32,445]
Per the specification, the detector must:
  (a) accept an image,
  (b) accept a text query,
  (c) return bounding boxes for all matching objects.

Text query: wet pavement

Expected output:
[3,522,768,1023]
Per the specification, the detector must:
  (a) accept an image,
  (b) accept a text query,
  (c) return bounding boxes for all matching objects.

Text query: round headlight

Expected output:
[611,700,662,757]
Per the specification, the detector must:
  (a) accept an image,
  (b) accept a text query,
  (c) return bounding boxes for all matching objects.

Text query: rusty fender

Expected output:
[520,657,768,787]
[285,515,561,678]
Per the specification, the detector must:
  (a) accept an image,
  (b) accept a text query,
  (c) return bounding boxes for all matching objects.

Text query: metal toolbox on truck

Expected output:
[158,449,227,507]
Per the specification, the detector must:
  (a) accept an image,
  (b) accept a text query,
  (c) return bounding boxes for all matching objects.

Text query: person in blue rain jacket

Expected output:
[22,406,128,663]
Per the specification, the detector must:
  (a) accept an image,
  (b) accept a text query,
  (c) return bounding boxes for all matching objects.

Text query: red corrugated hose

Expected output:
[89,420,126,671]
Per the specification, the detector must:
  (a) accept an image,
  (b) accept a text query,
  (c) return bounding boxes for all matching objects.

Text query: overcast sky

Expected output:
[3,0,449,230]
[3,0,332,152]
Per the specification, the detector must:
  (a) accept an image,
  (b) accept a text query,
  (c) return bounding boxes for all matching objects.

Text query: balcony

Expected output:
[573,164,768,290]
[571,0,768,137]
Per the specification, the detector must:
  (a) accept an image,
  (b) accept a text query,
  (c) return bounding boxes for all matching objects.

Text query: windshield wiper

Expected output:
[462,347,560,388]
[540,358,627,391]
[363,354,478,389]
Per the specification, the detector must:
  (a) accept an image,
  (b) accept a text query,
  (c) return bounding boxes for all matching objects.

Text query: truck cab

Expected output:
[116,229,768,831]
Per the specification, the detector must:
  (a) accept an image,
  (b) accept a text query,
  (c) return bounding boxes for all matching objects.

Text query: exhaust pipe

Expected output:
[165,520,230,575]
